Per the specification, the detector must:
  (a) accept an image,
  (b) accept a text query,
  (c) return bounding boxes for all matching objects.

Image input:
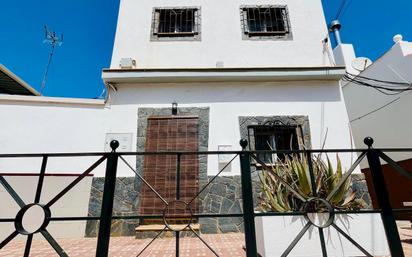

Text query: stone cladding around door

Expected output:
[86,107,211,236]
[85,177,140,237]
[197,174,262,234]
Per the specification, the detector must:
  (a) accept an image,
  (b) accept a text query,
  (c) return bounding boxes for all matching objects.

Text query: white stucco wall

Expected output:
[110,0,333,69]
[0,176,92,240]
[0,99,108,176]
[1,80,354,177]
[109,81,355,175]
[342,40,412,162]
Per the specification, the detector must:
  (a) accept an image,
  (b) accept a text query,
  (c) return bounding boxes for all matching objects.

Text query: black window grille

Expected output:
[153,8,199,37]
[249,124,300,163]
[242,6,290,37]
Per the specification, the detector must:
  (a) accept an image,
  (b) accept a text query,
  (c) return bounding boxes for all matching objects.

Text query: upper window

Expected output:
[240,6,291,40]
[151,7,201,41]
[248,123,302,164]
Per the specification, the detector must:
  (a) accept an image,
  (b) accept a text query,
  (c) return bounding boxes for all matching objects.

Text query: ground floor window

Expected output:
[249,123,301,163]
[239,116,311,166]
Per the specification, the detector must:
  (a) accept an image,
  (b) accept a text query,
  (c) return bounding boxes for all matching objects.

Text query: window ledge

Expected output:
[156,32,198,37]
[247,31,288,36]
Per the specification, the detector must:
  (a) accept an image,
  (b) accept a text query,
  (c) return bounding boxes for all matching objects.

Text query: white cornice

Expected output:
[102,67,346,84]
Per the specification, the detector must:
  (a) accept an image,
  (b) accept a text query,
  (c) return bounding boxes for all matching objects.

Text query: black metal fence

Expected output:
[0,137,411,257]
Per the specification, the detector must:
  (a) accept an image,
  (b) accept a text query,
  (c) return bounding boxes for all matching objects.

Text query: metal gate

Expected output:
[0,137,411,256]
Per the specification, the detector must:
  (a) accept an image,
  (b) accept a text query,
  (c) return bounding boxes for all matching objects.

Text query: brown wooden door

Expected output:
[139,116,199,221]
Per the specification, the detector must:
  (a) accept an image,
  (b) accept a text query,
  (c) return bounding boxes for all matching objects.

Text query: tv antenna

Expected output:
[40,25,63,94]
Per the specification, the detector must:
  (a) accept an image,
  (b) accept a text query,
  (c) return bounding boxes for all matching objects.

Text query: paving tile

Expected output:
[0,230,410,256]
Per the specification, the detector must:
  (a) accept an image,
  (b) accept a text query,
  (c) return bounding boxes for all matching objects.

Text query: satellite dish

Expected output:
[351,57,372,72]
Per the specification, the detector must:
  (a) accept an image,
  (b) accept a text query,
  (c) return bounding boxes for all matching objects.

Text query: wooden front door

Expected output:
[139,116,199,221]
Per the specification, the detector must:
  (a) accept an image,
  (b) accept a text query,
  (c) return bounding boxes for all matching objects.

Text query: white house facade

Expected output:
[0,0,366,248]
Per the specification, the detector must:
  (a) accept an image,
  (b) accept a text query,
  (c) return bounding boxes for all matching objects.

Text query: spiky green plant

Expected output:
[259,154,365,212]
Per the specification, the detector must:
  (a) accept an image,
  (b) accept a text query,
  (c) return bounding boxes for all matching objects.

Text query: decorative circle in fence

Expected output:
[303,197,335,228]
[14,203,51,235]
[162,200,194,231]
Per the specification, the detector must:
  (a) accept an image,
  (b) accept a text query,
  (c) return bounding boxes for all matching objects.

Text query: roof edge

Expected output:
[0,64,41,96]
[0,94,105,106]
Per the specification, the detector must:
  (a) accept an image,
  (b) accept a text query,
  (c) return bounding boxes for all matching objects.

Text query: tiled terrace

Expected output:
[0,233,245,257]
[1,229,411,257]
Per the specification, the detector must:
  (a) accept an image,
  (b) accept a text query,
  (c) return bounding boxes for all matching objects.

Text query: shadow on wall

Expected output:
[111,81,342,105]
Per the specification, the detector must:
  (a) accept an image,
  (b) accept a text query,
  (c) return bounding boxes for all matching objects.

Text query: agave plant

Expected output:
[258,154,365,212]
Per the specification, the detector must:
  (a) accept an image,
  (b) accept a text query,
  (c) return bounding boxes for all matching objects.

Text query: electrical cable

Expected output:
[346,72,411,85]
[343,73,412,96]
[344,72,410,122]
[339,0,353,20]
[350,97,401,122]
[335,0,347,20]
[40,45,55,94]
[41,26,63,95]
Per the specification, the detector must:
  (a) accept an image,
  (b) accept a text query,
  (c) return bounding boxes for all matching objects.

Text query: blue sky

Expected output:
[0,0,410,98]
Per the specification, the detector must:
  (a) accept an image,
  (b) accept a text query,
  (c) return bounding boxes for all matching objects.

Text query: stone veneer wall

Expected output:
[85,173,371,236]
[85,177,139,237]
[351,173,372,208]
[198,174,262,234]
[85,174,261,236]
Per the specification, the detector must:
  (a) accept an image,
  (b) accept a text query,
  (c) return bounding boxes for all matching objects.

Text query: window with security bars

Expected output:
[241,6,290,38]
[152,8,200,40]
[248,125,301,163]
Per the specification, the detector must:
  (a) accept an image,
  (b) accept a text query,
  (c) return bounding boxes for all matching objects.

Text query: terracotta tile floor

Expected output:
[0,233,245,257]
[1,230,411,257]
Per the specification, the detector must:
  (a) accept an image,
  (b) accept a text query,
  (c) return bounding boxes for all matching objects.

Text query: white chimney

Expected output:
[329,20,360,75]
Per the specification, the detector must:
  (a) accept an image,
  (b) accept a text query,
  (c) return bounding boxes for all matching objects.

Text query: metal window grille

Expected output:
[153,8,199,37]
[248,124,301,163]
[242,6,289,36]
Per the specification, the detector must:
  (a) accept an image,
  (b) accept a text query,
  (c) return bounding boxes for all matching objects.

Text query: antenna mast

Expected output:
[40,25,63,95]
